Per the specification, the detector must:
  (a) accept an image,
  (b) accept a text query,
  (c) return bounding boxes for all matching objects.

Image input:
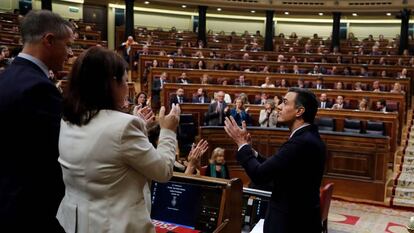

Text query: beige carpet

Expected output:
[329,200,413,233]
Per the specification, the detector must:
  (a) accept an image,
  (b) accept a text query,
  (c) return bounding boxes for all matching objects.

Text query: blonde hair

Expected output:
[210,147,225,164]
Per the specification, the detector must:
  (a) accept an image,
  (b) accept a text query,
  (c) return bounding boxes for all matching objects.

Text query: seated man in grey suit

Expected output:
[207,91,229,126]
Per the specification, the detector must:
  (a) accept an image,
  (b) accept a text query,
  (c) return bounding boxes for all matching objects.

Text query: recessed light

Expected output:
[386,12,391,16]
[181,5,187,8]
[318,12,324,16]
[251,10,255,13]
[352,13,358,16]
[144,1,149,4]
[217,8,222,11]
[284,11,289,15]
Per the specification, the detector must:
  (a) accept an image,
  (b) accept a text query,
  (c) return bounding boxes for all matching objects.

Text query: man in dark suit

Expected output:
[152,71,167,109]
[224,87,326,233]
[169,88,187,107]
[318,93,332,109]
[207,91,228,126]
[0,10,74,232]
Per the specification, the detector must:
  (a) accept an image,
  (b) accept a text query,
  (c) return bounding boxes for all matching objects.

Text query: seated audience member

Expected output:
[219,80,232,103]
[174,139,209,175]
[192,88,210,103]
[205,147,230,179]
[229,97,252,126]
[166,58,175,69]
[398,68,408,79]
[207,91,229,126]
[175,48,185,57]
[169,88,187,106]
[132,92,151,115]
[277,79,289,88]
[242,53,250,60]
[261,65,270,73]
[290,56,298,63]
[151,59,159,68]
[390,82,405,94]
[378,57,386,65]
[254,93,268,105]
[261,76,275,88]
[318,93,332,109]
[371,80,382,92]
[334,81,344,90]
[193,50,204,58]
[313,77,324,90]
[57,47,181,233]
[238,93,250,105]
[354,82,363,91]
[358,98,369,111]
[359,67,369,77]
[200,73,210,84]
[332,95,346,109]
[292,65,301,74]
[177,72,190,84]
[278,65,287,74]
[259,99,278,127]
[380,70,387,77]
[343,67,352,75]
[375,99,387,112]
[296,78,306,88]
[235,74,249,86]
[194,60,206,69]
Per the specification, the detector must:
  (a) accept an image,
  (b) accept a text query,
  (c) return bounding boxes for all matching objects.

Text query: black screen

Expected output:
[151,180,223,232]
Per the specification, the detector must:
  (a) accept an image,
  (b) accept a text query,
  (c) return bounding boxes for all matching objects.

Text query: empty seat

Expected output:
[315,117,335,131]
[386,101,399,112]
[343,119,362,133]
[366,121,385,135]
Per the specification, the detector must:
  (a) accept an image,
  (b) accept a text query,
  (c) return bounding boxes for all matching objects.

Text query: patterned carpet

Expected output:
[329,200,413,233]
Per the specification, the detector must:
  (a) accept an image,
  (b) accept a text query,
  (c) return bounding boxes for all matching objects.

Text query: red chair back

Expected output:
[320,183,334,221]
[199,165,208,176]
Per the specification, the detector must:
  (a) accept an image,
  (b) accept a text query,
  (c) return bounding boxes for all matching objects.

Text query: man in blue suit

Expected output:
[224,87,326,233]
[0,10,74,232]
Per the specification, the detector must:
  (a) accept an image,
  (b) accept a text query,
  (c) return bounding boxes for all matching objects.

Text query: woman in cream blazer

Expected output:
[57,47,180,233]
[259,99,278,127]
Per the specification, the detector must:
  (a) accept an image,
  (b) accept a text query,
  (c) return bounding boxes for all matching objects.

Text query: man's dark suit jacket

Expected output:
[237,125,326,233]
[0,57,64,232]
[169,94,188,107]
[318,101,333,109]
[207,101,228,126]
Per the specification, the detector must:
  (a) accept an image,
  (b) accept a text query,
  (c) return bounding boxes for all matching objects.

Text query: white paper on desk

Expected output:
[250,219,264,233]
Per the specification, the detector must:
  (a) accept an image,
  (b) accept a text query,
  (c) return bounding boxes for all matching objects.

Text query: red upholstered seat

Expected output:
[320,183,334,233]
[199,165,208,176]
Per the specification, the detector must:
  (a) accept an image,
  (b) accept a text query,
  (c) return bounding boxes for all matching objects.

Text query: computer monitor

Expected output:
[150,172,243,233]
[151,180,223,232]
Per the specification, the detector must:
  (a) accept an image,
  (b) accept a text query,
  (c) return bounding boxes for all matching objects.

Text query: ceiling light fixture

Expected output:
[318,12,323,16]
[284,12,289,15]
[352,13,357,16]
[251,10,256,13]
[144,1,149,4]
[386,13,391,16]
[182,5,187,8]
[217,8,222,11]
